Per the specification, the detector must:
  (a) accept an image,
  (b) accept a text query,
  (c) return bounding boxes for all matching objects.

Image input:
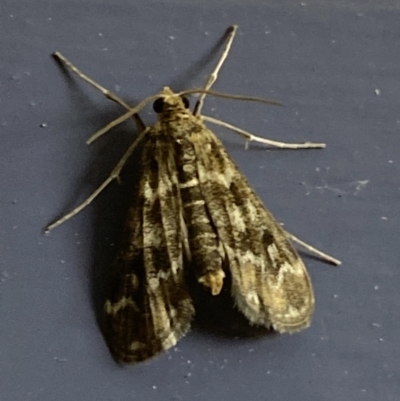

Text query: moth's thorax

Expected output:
[155,113,204,141]
[157,106,192,123]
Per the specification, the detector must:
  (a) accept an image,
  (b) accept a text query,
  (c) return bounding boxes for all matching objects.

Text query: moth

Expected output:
[47,26,340,363]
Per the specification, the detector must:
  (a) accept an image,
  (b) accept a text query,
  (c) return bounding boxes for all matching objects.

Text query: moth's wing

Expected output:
[102,133,195,363]
[193,128,315,333]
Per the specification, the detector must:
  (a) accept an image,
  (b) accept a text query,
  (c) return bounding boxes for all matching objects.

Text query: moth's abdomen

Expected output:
[175,137,225,295]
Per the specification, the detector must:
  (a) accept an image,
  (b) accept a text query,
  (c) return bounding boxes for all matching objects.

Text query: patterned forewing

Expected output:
[102,131,194,363]
[192,128,315,333]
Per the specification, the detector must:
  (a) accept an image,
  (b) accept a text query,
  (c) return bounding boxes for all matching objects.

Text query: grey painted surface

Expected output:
[1,1,399,400]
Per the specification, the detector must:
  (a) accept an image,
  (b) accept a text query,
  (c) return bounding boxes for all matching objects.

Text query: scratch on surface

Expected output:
[317,179,369,196]
[302,179,370,196]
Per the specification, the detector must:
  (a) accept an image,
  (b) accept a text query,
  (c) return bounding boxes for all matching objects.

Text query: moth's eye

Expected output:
[153,98,164,113]
[181,96,190,109]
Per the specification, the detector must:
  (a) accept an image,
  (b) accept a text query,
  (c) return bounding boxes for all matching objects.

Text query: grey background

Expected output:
[1,1,399,400]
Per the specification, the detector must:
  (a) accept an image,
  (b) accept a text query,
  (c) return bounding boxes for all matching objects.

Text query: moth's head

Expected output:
[152,86,190,116]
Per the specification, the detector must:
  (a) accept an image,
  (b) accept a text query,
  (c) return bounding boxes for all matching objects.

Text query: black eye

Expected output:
[153,98,164,113]
[181,96,190,109]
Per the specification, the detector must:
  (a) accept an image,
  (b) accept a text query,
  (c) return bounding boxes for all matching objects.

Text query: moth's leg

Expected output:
[286,232,341,265]
[45,127,149,232]
[53,52,146,132]
[193,25,238,116]
[47,53,159,231]
[203,115,326,149]
[85,95,159,144]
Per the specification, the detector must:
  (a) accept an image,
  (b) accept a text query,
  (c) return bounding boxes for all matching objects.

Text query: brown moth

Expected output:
[47,26,340,363]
